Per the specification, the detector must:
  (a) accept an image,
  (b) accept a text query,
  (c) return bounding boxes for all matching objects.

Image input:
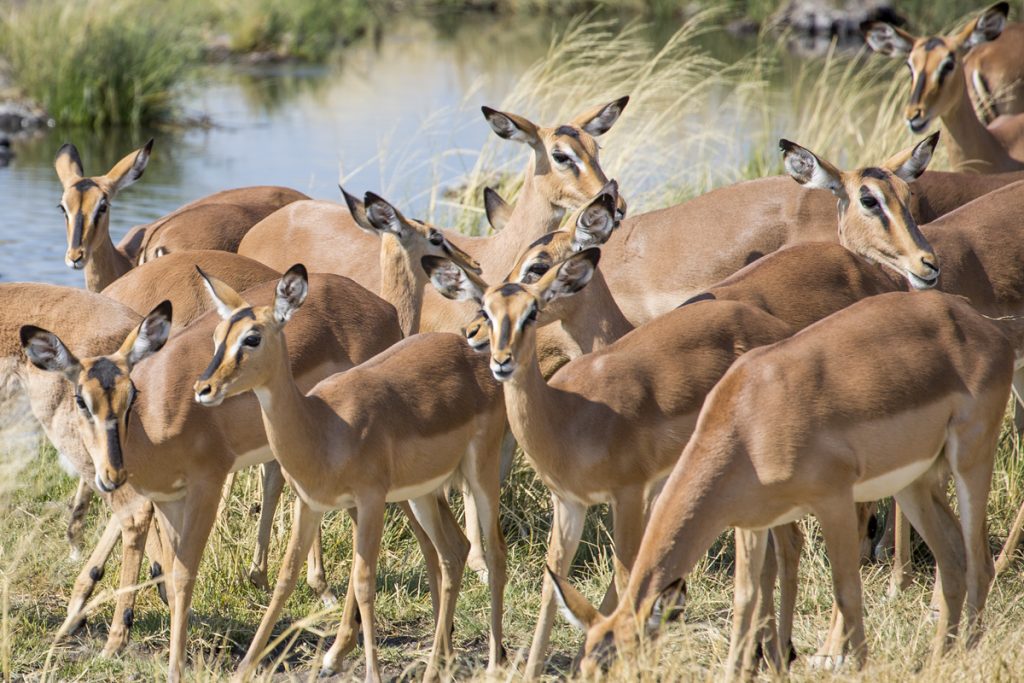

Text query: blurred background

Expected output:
[0,0,1014,285]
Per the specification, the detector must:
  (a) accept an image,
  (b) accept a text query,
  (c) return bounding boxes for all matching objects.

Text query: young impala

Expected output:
[864,2,1024,172]
[21,273,403,682]
[193,267,507,682]
[554,290,1019,679]
[53,139,307,291]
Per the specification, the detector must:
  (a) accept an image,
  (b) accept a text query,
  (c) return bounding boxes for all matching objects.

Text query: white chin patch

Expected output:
[906,271,938,290]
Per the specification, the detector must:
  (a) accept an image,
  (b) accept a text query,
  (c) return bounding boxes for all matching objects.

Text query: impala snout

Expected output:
[490,355,516,382]
[907,254,940,290]
[906,109,931,134]
[464,317,490,352]
[65,247,86,270]
[193,380,225,407]
[614,193,627,221]
[95,468,127,493]
[96,425,128,492]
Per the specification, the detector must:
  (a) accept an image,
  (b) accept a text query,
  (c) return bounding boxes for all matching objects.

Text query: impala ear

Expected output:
[274,264,308,324]
[197,266,249,319]
[119,300,173,368]
[571,180,619,250]
[956,2,1008,49]
[884,132,939,182]
[646,578,687,631]
[780,139,846,198]
[363,192,409,237]
[861,21,916,57]
[422,255,487,303]
[20,326,82,379]
[104,139,153,195]
[481,106,541,147]
[570,96,629,137]
[339,184,373,231]
[535,248,600,305]
[483,187,512,231]
[54,143,84,188]
[548,566,602,631]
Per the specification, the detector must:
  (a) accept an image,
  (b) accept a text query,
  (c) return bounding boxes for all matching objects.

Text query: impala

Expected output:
[554,290,1019,678]
[193,266,507,682]
[237,99,629,334]
[22,273,403,682]
[54,139,307,291]
[864,3,1024,172]
[964,13,1024,122]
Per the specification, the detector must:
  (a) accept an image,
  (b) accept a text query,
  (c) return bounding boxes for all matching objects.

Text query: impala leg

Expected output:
[599,487,645,615]
[101,499,156,656]
[725,528,770,681]
[405,501,442,623]
[995,498,1024,575]
[463,477,488,583]
[888,503,913,595]
[350,498,386,683]
[1011,367,1024,434]
[305,525,337,606]
[875,499,896,560]
[248,461,285,592]
[157,485,223,683]
[895,480,967,663]
[66,479,95,560]
[463,460,508,671]
[814,500,866,671]
[756,532,781,671]
[525,495,587,680]
[323,510,362,673]
[145,514,168,605]
[771,522,803,668]
[408,493,470,682]
[61,512,122,637]
[235,497,322,680]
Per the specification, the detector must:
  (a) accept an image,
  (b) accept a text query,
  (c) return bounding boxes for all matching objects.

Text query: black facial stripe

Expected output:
[554,125,580,139]
[924,37,943,51]
[87,357,123,391]
[528,232,559,248]
[498,317,511,350]
[71,212,84,249]
[860,167,888,180]
[910,72,926,106]
[498,283,525,296]
[106,422,124,471]
[72,178,98,192]
[199,308,256,381]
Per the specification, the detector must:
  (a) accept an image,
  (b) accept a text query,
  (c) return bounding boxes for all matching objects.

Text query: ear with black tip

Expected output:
[535,248,600,305]
[570,96,629,137]
[274,264,309,325]
[20,325,82,379]
[339,184,373,231]
[105,139,153,194]
[481,106,541,146]
[363,192,409,238]
[780,139,846,198]
[54,143,84,188]
[958,2,1008,49]
[483,187,512,231]
[861,21,916,57]
[422,255,486,303]
[197,266,248,319]
[571,180,619,250]
[548,566,602,631]
[120,300,173,368]
[884,132,939,182]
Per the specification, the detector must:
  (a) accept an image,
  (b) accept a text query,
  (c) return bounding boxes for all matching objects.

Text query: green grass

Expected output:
[2,401,1024,681]
[0,0,201,129]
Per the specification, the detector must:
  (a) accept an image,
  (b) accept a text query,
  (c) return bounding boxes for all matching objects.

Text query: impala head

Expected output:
[549,568,686,676]
[193,265,308,407]
[20,301,172,492]
[54,139,153,270]
[780,134,940,289]
[425,249,600,381]
[481,97,629,218]
[340,186,481,274]
[863,3,1009,133]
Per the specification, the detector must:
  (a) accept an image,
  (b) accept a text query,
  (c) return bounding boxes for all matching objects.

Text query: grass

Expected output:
[0,0,201,129]
[2,396,1024,681]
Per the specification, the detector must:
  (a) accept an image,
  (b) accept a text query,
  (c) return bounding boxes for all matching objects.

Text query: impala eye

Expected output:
[97,199,108,214]
[429,231,444,246]
[860,195,879,210]
[75,394,88,413]
[552,151,571,165]
[526,306,539,322]
[243,334,261,348]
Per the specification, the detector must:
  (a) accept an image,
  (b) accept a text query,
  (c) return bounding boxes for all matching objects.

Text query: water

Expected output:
[0,13,791,287]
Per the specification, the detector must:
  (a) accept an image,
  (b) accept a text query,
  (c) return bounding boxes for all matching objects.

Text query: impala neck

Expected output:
[941,75,1020,173]
[378,234,423,336]
[249,339,342,483]
[86,220,134,291]
[486,161,566,278]
[557,269,634,353]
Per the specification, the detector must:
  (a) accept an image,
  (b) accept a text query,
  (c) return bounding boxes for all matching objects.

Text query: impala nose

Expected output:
[490,357,515,382]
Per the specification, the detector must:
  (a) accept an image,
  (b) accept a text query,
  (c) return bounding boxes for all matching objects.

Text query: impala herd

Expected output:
[6,3,1024,681]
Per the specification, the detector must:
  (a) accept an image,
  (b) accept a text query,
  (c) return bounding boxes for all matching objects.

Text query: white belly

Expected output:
[386,472,452,503]
[853,457,936,502]
[230,445,273,473]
